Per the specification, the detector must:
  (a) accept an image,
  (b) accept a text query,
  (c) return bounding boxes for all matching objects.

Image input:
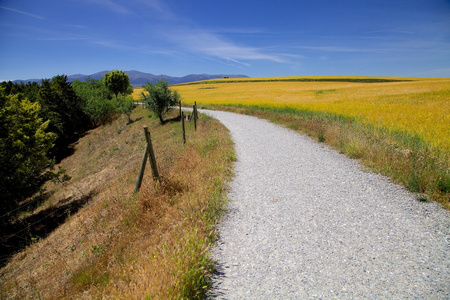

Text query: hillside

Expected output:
[0,107,235,298]
[10,71,248,86]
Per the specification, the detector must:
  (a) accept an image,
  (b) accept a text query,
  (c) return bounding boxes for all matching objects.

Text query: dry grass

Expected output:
[0,107,235,299]
[172,76,449,207]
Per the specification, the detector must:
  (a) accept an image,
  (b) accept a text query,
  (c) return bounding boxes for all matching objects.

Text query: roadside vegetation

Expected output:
[172,76,449,207]
[1,72,235,298]
[141,79,181,124]
[1,71,133,219]
[0,106,235,299]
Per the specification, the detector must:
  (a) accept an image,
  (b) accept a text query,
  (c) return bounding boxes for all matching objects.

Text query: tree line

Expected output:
[0,70,134,217]
[1,70,183,218]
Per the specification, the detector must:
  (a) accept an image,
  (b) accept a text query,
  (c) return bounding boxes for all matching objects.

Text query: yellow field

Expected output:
[131,87,144,100]
[160,77,449,151]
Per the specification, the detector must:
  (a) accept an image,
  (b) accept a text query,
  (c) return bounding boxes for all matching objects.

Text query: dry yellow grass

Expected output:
[172,77,450,151]
[0,107,234,299]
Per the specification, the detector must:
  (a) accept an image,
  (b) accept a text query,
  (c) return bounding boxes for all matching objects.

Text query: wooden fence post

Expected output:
[179,100,182,120]
[194,101,198,121]
[134,127,159,195]
[134,144,149,195]
[181,112,186,144]
[144,127,159,180]
[193,102,197,131]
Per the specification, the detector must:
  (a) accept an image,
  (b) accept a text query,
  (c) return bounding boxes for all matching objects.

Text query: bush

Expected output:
[73,78,117,127]
[141,79,180,124]
[116,95,135,124]
[0,89,57,215]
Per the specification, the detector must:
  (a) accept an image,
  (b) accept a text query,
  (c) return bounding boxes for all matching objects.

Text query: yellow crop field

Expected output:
[131,87,144,100]
[170,77,450,151]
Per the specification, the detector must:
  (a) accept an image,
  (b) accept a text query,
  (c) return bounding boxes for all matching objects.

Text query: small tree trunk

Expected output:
[158,114,165,125]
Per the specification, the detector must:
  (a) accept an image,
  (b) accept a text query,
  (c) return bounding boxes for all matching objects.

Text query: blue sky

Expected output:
[1,0,449,81]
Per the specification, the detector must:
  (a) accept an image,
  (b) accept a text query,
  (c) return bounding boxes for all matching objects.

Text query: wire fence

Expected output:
[0,102,199,267]
[133,102,199,194]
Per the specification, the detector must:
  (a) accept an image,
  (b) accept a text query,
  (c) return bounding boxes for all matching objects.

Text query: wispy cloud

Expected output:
[86,0,133,15]
[85,0,172,17]
[63,24,88,29]
[132,0,173,18]
[0,5,44,20]
[201,56,249,69]
[365,29,414,35]
[165,28,287,64]
[294,45,391,54]
[207,27,267,35]
[91,38,179,56]
[35,37,89,41]
[81,0,291,66]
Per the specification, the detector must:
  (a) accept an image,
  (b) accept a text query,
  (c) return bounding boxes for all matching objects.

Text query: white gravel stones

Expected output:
[202,110,449,299]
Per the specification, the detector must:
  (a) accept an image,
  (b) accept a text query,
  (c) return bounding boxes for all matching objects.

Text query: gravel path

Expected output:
[201,110,449,299]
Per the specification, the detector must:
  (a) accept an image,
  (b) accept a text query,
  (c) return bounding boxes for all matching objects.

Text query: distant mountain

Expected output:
[11,70,248,86]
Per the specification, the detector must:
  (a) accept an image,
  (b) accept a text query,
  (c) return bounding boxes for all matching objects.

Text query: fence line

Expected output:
[133,104,198,195]
[0,196,44,221]
[0,105,197,221]
[1,194,85,244]
[1,103,200,266]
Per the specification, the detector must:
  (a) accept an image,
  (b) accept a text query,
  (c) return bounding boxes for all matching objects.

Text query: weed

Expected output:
[102,200,110,209]
[226,151,237,162]
[318,131,325,143]
[73,268,110,287]
[199,137,219,157]
[91,245,106,256]
[417,194,429,202]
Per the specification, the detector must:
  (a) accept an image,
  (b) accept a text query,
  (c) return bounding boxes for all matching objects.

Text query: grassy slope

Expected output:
[172,77,449,207]
[0,107,235,299]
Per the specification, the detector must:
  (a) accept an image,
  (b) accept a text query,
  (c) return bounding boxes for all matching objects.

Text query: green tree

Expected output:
[116,94,135,124]
[141,79,180,124]
[102,70,131,98]
[73,78,116,127]
[0,81,20,96]
[0,88,57,215]
[38,75,88,157]
[0,81,40,102]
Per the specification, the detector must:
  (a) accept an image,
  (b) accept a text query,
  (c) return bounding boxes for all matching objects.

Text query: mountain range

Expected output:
[11,70,248,86]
